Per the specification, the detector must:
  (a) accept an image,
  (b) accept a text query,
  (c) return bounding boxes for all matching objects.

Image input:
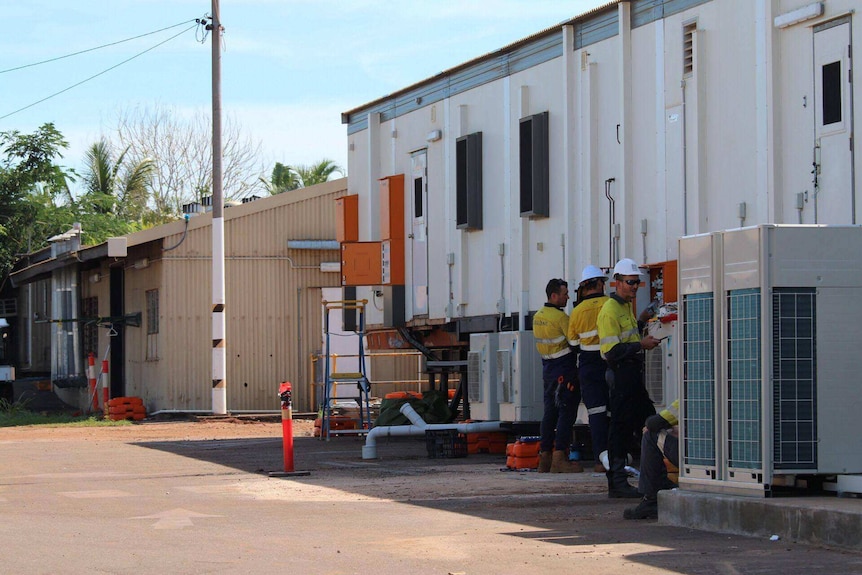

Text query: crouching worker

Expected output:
[624,399,679,520]
[533,278,583,473]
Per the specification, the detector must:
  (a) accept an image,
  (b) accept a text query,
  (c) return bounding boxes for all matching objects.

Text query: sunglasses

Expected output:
[622,279,641,286]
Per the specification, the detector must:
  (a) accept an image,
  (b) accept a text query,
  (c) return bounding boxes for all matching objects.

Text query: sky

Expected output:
[1,0,606,194]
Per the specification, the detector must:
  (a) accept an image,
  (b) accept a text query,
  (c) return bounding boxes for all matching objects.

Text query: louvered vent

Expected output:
[467,351,482,403]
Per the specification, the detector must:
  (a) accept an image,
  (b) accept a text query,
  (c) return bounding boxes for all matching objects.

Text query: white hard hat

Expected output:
[613,258,641,277]
[580,265,607,285]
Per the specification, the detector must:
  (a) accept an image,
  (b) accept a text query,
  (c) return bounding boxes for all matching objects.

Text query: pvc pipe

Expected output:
[361,403,504,459]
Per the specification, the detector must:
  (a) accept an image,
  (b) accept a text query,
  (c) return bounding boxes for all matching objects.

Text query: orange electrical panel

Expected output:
[379,174,404,240]
[648,260,678,304]
[341,242,382,286]
[381,239,404,285]
[336,194,359,243]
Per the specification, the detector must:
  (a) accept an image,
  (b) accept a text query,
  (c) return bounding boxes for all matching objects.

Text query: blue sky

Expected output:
[1,0,605,192]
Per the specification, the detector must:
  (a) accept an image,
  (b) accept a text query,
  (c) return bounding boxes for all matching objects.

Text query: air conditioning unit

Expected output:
[679,225,862,496]
[496,331,543,422]
[467,333,499,420]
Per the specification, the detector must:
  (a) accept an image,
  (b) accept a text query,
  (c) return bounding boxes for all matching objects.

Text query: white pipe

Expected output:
[361,403,504,459]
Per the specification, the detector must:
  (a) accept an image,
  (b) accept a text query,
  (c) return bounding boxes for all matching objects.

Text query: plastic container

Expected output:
[425,429,468,459]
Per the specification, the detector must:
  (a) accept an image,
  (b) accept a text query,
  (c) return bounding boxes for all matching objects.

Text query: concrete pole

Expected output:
[211,0,227,415]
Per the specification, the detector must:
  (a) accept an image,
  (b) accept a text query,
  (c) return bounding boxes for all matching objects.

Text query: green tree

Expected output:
[261,162,300,195]
[293,159,343,187]
[81,140,153,222]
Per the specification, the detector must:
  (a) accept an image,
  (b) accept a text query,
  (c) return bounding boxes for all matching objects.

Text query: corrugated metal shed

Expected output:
[114,179,348,413]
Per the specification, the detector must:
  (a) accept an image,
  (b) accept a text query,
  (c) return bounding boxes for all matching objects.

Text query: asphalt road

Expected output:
[1,428,861,574]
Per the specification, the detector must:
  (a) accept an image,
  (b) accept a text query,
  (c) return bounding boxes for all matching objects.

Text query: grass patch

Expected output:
[0,399,133,428]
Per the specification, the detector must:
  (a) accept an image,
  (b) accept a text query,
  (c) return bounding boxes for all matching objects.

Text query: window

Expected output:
[519,111,549,217]
[456,131,483,230]
[146,289,159,360]
[81,297,98,355]
[822,61,842,126]
[683,22,696,76]
[413,176,423,218]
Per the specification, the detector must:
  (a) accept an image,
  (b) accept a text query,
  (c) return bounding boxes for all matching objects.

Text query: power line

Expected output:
[0,19,198,75]
[0,23,198,122]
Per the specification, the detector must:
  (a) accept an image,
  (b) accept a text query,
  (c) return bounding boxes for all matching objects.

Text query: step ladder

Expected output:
[320,299,372,440]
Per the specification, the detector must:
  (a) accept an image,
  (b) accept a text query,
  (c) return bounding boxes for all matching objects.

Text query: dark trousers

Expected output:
[540,354,579,452]
[606,360,655,465]
[579,360,609,462]
[638,429,679,499]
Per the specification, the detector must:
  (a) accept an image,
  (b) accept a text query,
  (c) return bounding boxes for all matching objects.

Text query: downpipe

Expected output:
[361,403,504,459]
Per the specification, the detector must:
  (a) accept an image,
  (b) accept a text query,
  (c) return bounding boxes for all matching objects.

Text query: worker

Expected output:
[597,258,661,498]
[533,278,583,473]
[568,265,610,472]
[624,399,679,519]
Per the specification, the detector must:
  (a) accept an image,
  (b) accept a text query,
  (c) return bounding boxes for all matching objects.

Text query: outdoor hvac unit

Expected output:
[467,333,500,420]
[496,331,543,422]
[678,225,862,496]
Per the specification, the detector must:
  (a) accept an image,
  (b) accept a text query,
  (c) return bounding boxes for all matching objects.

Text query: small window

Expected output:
[822,61,842,126]
[683,22,696,76]
[146,289,159,360]
[456,131,483,230]
[413,177,423,218]
[519,111,549,217]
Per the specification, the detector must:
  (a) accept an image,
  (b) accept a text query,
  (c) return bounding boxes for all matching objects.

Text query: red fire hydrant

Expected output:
[279,382,295,473]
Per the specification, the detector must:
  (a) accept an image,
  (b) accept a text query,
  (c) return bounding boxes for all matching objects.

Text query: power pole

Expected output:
[210,0,227,415]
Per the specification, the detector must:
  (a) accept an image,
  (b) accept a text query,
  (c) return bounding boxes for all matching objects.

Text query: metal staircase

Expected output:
[320,299,372,439]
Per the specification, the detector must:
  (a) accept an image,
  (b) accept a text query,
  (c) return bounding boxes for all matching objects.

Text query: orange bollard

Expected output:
[268,382,309,477]
[279,382,294,472]
[87,353,98,412]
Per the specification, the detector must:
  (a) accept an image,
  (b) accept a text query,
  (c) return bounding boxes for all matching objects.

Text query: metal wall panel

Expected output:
[120,180,347,413]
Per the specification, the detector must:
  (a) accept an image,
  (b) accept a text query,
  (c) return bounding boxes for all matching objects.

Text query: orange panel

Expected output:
[335,194,358,243]
[341,242,382,286]
[381,239,404,285]
[647,260,678,304]
[380,174,405,240]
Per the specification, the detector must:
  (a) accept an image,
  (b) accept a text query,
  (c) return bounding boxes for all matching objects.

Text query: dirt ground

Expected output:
[0,415,315,442]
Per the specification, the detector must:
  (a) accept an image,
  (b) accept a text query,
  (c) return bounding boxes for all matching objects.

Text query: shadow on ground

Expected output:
[133,434,862,574]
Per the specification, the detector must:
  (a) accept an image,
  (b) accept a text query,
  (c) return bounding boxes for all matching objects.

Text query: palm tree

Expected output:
[260,162,301,195]
[82,140,153,221]
[293,159,343,187]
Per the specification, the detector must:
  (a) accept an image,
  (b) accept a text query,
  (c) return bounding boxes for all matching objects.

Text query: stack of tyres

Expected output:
[505,437,541,469]
[107,397,146,421]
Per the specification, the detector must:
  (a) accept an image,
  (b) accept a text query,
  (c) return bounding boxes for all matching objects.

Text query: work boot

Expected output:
[607,457,640,498]
[550,450,583,473]
[538,451,552,473]
[623,496,658,520]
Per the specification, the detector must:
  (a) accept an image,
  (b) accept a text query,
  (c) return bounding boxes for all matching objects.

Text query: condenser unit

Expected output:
[467,333,499,420]
[679,225,862,496]
[496,331,544,422]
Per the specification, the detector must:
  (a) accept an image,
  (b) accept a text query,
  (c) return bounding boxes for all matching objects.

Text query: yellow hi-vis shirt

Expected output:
[568,294,609,352]
[532,303,572,360]
[597,295,640,359]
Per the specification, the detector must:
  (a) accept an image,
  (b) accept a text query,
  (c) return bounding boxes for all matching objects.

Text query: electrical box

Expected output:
[467,333,499,420]
[381,239,404,285]
[496,331,543,422]
[336,195,359,243]
[379,174,405,240]
[107,237,127,258]
[341,242,381,286]
[678,225,862,497]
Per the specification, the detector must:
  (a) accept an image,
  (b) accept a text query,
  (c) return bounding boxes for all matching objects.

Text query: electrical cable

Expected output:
[0,19,198,74]
[0,23,197,121]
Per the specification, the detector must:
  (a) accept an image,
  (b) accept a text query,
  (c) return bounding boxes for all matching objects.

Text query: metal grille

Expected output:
[727,288,762,470]
[467,351,482,403]
[683,293,715,467]
[496,349,512,403]
[0,298,16,316]
[81,297,98,355]
[644,347,664,405]
[772,289,817,469]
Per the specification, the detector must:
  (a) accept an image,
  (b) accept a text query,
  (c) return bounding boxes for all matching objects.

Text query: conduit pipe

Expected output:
[361,403,504,460]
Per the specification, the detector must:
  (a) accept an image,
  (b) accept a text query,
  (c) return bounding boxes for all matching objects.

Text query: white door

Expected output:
[813,18,854,224]
[410,151,429,316]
